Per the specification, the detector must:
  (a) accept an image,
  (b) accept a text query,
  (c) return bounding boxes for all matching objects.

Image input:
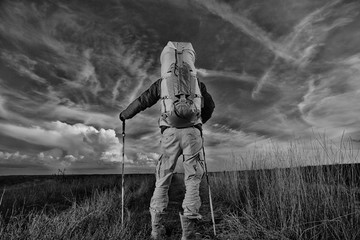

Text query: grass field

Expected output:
[1,137,360,239]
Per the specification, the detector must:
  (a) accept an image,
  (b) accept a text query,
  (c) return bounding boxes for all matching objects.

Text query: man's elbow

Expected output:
[201,112,214,124]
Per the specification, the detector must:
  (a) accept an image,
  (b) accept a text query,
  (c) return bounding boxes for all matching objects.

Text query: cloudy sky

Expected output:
[1,0,360,175]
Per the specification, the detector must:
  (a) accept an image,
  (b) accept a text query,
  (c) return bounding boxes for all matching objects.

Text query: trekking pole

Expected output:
[202,136,216,236]
[121,120,126,228]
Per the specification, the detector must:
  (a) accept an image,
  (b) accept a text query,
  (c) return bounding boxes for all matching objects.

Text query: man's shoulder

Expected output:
[197,79,208,92]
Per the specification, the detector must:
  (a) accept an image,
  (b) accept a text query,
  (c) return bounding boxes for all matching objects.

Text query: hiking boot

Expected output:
[179,213,201,240]
[150,209,166,239]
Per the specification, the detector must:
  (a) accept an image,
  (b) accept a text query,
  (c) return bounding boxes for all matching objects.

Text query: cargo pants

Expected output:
[150,127,204,217]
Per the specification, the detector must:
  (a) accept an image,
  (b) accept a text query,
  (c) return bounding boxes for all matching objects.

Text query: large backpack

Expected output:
[159,41,203,128]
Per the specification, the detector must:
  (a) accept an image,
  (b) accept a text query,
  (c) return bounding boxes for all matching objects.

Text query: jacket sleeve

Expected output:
[200,81,215,124]
[120,79,161,120]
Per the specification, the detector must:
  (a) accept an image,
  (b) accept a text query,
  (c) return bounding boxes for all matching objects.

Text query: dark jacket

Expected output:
[120,78,215,130]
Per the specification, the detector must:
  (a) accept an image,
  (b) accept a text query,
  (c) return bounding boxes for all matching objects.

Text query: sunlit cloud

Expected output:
[0,121,120,160]
[0,151,28,160]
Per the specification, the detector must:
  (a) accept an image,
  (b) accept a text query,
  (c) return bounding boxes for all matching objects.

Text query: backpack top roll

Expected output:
[160,41,196,78]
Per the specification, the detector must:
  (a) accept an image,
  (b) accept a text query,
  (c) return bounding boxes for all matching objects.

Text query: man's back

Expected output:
[119,41,215,239]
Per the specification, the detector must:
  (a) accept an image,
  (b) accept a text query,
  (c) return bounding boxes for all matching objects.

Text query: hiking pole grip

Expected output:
[202,136,217,236]
[121,120,126,228]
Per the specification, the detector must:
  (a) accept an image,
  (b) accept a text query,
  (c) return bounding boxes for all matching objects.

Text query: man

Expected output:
[119,42,215,239]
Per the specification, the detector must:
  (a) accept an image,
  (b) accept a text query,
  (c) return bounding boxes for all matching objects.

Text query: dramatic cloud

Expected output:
[299,54,360,137]
[1,0,360,174]
[0,121,137,171]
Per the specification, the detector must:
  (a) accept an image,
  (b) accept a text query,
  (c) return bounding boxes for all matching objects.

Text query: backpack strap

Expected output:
[175,49,182,96]
[190,74,196,98]
[161,76,177,101]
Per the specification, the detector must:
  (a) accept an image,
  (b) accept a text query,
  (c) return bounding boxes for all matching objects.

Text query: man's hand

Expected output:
[119,112,126,122]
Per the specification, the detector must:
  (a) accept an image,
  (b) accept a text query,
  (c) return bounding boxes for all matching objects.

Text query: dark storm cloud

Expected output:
[0,133,52,153]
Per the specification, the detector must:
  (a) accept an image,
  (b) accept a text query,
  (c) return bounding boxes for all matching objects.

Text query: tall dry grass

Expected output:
[1,135,360,239]
[0,175,155,240]
[211,135,360,240]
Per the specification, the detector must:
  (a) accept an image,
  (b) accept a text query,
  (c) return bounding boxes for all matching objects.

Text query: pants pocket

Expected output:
[184,152,204,180]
